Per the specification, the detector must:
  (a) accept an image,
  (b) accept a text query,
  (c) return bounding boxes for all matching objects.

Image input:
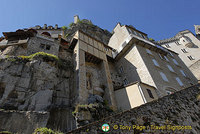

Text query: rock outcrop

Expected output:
[64,20,112,45]
[0,53,72,111]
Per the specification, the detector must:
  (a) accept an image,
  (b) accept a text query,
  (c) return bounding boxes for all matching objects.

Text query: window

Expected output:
[160,72,169,82]
[105,47,109,51]
[152,59,159,67]
[172,59,179,65]
[119,66,124,74]
[123,79,128,85]
[176,77,184,86]
[158,53,164,60]
[141,34,146,39]
[46,45,51,50]
[169,52,173,57]
[165,44,170,48]
[147,89,154,99]
[167,65,175,72]
[164,56,169,62]
[146,49,152,55]
[175,41,180,45]
[40,44,45,49]
[187,55,195,60]
[180,70,187,77]
[127,28,133,34]
[181,49,187,53]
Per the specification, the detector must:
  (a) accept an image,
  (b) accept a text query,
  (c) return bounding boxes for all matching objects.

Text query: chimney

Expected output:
[43,24,47,29]
[74,15,79,24]
[55,24,58,29]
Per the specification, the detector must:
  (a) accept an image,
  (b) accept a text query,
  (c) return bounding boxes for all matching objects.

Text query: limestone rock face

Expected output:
[0,56,72,111]
[64,22,112,45]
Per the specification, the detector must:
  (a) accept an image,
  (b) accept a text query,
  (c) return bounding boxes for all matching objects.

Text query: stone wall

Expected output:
[67,85,200,134]
[27,36,59,56]
[189,59,200,80]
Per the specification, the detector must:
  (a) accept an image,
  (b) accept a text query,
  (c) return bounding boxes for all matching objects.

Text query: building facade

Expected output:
[108,23,197,110]
[0,20,198,112]
[157,28,200,80]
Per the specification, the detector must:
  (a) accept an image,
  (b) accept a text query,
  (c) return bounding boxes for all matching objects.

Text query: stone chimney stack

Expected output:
[74,15,79,24]
[55,24,58,29]
[43,24,47,29]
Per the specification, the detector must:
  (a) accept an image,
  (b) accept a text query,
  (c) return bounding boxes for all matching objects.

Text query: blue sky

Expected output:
[0,0,199,41]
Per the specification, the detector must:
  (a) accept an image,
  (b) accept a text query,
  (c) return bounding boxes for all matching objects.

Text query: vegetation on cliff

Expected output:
[4,52,72,70]
[33,127,63,134]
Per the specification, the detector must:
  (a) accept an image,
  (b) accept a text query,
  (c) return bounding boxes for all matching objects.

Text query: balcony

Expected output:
[0,39,28,48]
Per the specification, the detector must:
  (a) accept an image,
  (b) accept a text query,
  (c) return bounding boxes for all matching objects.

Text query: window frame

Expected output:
[159,72,169,82]
[176,77,184,86]
[167,65,175,72]
[152,59,160,67]
[146,89,154,99]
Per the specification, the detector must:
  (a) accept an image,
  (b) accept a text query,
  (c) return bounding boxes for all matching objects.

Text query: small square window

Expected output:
[46,45,51,50]
[40,44,45,49]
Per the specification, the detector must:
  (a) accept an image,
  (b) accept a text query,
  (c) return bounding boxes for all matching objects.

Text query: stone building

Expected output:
[157,28,200,80]
[0,16,199,133]
[108,23,198,110]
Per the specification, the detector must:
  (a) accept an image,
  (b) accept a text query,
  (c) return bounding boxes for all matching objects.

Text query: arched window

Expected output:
[41,32,51,37]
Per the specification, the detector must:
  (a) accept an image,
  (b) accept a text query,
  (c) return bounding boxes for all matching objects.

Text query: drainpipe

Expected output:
[138,84,147,103]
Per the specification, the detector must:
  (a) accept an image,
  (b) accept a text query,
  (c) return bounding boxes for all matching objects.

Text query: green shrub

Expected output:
[0,131,12,134]
[18,52,59,61]
[61,26,67,30]
[33,127,63,134]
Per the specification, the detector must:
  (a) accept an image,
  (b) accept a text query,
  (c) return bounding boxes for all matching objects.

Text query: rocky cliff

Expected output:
[0,52,72,111]
[64,19,112,45]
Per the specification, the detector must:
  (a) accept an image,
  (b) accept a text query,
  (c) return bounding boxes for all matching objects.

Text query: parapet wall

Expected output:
[67,85,200,134]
